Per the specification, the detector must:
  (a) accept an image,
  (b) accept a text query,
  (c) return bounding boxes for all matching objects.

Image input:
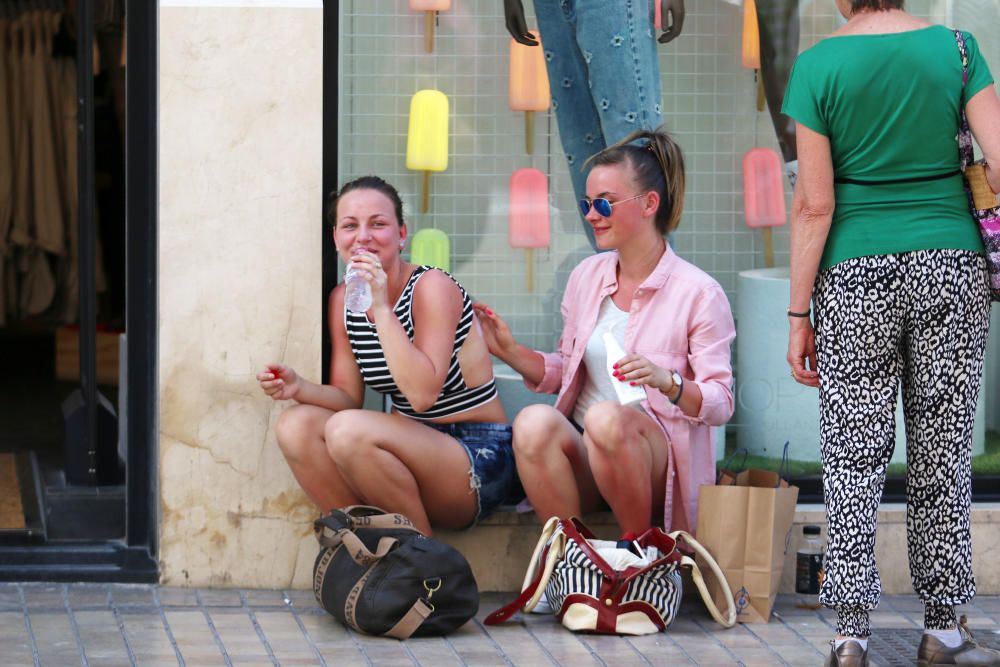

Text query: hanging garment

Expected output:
[16,247,55,318]
[29,10,65,258]
[0,17,14,255]
[9,14,33,252]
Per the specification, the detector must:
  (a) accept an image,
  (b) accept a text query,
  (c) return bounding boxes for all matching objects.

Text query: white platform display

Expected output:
[735,267,986,463]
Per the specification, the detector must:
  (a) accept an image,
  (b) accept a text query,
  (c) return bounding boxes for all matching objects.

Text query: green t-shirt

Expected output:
[782,26,994,270]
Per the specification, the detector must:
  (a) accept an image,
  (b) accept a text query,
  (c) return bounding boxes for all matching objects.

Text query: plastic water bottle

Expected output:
[795,524,825,609]
[344,269,372,313]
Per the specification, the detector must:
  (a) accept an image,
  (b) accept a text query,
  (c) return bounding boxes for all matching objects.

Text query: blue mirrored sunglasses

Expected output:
[578,193,645,218]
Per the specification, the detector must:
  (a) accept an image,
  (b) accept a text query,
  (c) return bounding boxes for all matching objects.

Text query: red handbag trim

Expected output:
[483,541,553,625]
[560,520,618,580]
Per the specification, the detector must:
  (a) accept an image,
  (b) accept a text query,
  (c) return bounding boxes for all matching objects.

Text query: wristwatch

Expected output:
[667,370,684,404]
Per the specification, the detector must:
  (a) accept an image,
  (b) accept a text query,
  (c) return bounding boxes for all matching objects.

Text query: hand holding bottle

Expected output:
[345,250,387,312]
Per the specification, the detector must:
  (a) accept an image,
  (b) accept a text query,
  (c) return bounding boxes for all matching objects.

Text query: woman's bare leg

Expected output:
[512,404,603,523]
[274,404,362,512]
[582,401,668,534]
[324,410,479,535]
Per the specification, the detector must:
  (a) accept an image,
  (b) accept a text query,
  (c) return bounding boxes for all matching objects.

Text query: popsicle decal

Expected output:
[410,228,451,273]
[509,31,550,155]
[406,89,450,214]
[742,147,787,269]
[742,0,765,111]
[409,0,451,53]
[509,168,551,292]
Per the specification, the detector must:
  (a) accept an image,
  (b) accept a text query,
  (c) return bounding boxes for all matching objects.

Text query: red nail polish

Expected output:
[613,364,618,369]
[630,381,637,386]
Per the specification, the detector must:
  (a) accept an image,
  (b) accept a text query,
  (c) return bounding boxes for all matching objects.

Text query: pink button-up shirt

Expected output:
[525,245,735,533]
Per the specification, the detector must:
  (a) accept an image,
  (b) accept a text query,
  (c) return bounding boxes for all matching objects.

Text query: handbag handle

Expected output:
[519,517,561,602]
[485,517,565,624]
[670,530,738,628]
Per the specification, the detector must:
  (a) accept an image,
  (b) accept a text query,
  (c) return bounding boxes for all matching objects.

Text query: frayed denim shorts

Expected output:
[426,421,515,525]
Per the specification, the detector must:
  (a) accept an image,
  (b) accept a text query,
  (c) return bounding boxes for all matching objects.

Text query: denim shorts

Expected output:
[426,421,516,525]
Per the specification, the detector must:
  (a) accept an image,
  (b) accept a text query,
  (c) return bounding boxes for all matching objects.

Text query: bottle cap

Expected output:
[803,525,821,535]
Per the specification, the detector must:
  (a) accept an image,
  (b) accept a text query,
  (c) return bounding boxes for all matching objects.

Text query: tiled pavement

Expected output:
[1,584,999,666]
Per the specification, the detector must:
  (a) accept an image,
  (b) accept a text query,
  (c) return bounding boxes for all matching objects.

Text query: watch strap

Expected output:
[668,371,684,404]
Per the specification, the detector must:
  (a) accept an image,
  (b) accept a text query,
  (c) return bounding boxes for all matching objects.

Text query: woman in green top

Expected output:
[782,0,1000,664]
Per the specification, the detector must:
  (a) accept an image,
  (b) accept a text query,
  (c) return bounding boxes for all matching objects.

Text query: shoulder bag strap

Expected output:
[520,517,560,595]
[953,29,975,170]
[670,530,738,628]
[384,599,434,640]
[485,517,564,624]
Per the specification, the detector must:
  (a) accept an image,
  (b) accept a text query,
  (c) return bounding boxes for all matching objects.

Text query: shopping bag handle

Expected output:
[671,530,738,628]
[777,441,791,486]
[716,448,748,483]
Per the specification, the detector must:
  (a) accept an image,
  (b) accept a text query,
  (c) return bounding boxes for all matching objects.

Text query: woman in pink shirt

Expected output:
[475,127,735,536]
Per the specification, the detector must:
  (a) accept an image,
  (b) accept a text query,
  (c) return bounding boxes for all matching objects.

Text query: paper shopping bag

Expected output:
[695,446,799,623]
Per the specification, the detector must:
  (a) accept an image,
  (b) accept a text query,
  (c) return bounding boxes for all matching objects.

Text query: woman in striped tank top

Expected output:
[257,177,514,536]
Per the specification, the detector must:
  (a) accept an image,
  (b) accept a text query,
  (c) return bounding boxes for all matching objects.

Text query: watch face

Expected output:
[671,371,683,387]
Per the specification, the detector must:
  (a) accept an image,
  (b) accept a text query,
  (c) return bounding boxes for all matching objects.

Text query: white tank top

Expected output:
[572,297,631,426]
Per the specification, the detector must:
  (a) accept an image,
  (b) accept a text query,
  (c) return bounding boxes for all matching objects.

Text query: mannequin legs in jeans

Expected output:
[532,0,663,249]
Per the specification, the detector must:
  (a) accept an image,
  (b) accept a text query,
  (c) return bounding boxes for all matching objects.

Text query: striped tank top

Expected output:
[344,266,499,420]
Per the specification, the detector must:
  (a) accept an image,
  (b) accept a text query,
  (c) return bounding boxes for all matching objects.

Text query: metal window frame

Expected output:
[321,5,339,384]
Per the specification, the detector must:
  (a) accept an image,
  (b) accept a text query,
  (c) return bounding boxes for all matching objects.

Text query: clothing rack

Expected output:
[0,1,66,17]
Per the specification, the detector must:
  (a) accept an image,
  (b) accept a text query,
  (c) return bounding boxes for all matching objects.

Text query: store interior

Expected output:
[0,0,126,545]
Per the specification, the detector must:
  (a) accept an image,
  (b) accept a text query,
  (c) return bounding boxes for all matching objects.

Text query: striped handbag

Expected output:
[486,517,737,635]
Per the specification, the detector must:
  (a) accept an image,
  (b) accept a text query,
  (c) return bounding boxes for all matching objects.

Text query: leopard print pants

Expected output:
[813,249,991,638]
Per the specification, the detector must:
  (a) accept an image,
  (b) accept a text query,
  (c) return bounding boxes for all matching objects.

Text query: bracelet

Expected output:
[786,308,811,318]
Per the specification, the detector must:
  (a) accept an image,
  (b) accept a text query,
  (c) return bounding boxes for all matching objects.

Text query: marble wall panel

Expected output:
[159,2,323,587]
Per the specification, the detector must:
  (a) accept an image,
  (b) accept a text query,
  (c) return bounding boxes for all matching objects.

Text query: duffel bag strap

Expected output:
[342,506,423,533]
[314,507,422,548]
[339,531,400,567]
[345,562,440,640]
[384,599,434,640]
[383,575,445,639]
[670,530,737,628]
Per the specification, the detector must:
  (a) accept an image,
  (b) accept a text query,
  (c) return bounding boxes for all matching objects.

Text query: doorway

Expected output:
[0,0,156,581]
